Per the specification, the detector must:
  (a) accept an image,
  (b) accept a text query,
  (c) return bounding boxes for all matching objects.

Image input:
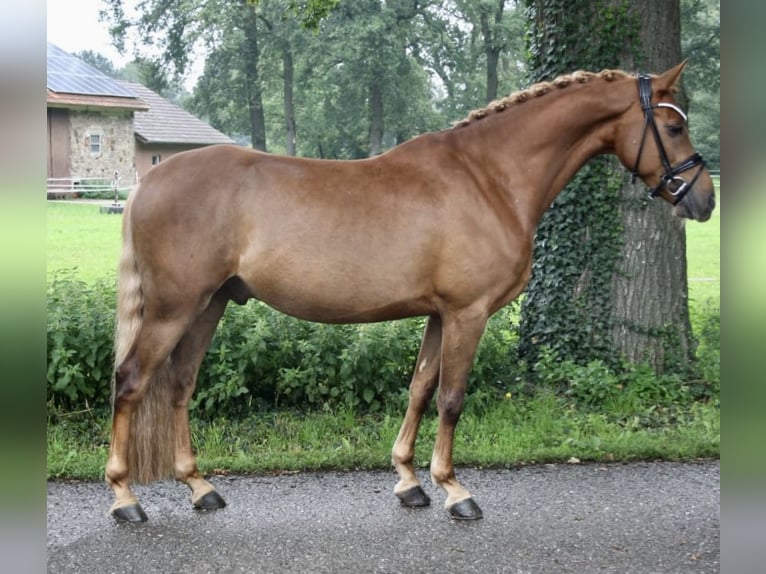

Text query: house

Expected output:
[46,43,234,195]
[119,81,235,179]
[47,42,148,192]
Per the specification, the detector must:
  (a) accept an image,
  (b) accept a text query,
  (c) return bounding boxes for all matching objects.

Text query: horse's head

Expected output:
[616,61,715,222]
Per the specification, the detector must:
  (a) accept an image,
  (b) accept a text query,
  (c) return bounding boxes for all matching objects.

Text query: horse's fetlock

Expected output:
[105,461,129,486]
[391,443,413,467]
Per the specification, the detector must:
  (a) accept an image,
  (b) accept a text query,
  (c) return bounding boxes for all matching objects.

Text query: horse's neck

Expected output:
[452,79,633,227]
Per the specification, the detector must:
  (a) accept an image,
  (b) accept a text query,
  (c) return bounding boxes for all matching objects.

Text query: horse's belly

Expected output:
[238,262,434,324]
[257,285,432,324]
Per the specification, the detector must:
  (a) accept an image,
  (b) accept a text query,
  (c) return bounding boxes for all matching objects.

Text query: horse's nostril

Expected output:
[707,194,716,211]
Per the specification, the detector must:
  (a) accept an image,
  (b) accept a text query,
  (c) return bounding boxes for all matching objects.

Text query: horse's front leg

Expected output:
[392,315,442,507]
[430,308,488,520]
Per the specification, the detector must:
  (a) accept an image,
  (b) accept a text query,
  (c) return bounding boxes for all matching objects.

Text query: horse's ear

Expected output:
[655,60,688,92]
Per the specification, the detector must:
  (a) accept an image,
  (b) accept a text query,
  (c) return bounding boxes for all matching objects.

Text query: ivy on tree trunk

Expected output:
[519,0,695,374]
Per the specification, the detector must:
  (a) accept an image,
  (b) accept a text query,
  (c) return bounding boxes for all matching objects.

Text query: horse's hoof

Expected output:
[111,503,148,523]
[194,490,227,510]
[396,485,431,507]
[447,498,483,520]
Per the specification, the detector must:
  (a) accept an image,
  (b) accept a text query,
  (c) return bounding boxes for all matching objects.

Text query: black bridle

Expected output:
[630,73,706,205]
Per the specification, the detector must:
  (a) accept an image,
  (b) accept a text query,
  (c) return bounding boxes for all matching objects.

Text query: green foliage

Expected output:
[47,272,117,411]
[97,0,718,164]
[47,270,717,420]
[48,393,720,480]
[689,301,720,399]
[249,0,341,30]
[518,159,625,366]
[520,0,700,373]
[521,1,640,363]
[524,0,639,82]
[532,346,696,411]
[681,0,720,169]
[529,298,718,412]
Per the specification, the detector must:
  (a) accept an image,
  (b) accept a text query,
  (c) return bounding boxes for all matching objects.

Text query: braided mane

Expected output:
[452,69,632,129]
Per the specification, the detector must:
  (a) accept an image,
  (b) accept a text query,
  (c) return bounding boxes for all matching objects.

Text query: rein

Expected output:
[630,73,706,205]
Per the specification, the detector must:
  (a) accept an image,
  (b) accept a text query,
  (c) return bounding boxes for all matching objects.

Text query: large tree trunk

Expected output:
[480,0,506,103]
[283,46,297,156]
[519,0,693,373]
[242,2,268,151]
[368,78,384,156]
[610,0,693,372]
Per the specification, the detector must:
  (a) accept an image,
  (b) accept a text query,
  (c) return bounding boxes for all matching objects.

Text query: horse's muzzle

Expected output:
[674,186,715,222]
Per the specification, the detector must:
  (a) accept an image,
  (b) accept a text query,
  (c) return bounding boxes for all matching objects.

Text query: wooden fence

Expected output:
[46,173,133,199]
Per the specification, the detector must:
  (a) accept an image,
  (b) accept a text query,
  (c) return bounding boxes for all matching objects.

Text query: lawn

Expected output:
[47,201,123,283]
[685,192,720,325]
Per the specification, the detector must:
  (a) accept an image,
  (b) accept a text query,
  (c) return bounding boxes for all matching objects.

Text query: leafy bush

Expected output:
[47,272,117,412]
[47,275,520,418]
[192,307,424,415]
[46,274,717,419]
[529,335,720,412]
[690,302,720,401]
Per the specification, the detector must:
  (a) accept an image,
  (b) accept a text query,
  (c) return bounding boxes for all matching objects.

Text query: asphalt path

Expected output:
[47,461,719,573]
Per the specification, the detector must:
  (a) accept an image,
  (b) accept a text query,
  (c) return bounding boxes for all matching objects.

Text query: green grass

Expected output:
[685,176,720,320]
[47,202,122,283]
[47,394,720,480]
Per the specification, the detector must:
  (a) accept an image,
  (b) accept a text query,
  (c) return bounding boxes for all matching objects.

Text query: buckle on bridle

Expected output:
[648,153,706,205]
[649,175,688,203]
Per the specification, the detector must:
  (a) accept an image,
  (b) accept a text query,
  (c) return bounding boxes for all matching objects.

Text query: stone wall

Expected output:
[69,109,137,188]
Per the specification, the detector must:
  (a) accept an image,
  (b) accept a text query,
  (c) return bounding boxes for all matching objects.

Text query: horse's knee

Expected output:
[437,389,465,423]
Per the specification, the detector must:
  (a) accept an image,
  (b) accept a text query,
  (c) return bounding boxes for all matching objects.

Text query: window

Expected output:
[152,155,162,165]
[89,133,101,155]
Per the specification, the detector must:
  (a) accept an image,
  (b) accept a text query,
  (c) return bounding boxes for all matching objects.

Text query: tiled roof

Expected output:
[120,81,235,146]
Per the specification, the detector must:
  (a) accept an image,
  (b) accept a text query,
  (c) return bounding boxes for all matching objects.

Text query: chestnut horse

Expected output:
[106,62,714,522]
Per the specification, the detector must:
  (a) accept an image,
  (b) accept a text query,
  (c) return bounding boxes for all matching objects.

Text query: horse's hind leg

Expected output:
[107,311,197,522]
[392,315,442,507]
[169,291,229,510]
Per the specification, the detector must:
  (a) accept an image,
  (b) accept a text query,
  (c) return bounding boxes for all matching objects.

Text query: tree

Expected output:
[102,0,269,150]
[681,0,719,169]
[250,0,341,29]
[75,49,185,103]
[454,0,518,103]
[410,1,526,122]
[284,0,442,158]
[519,0,698,374]
[610,0,698,372]
[74,50,117,77]
[188,0,441,157]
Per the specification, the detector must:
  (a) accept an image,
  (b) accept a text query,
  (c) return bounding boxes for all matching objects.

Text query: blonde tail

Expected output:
[112,195,176,484]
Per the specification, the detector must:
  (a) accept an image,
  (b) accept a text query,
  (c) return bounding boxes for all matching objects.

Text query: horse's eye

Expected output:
[666,124,684,137]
